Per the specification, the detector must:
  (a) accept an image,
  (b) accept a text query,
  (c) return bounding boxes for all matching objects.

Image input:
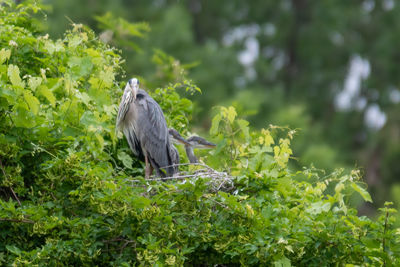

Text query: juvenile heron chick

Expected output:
[168,129,216,163]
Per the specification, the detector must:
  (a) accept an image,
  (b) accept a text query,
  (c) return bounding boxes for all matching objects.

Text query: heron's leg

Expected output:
[149,164,154,178]
[145,154,150,179]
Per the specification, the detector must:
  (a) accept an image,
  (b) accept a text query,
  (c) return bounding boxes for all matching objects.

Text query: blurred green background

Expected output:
[41,0,399,214]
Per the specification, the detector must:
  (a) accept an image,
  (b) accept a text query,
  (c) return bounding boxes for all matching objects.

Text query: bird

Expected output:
[116,78,175,179]
[185,136,216,163]
[168,128,216,163]
[169,143,180,175]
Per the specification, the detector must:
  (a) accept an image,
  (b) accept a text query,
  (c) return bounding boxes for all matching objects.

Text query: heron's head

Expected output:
[187,136,216,149]
[127,78,139,99]
[169,128,191,146]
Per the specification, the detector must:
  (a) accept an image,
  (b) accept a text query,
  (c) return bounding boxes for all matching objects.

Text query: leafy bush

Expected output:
[0,2,399,266]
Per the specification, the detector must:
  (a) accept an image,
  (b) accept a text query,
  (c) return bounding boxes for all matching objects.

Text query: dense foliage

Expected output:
[0,2,399,266]
[43,0,400,217]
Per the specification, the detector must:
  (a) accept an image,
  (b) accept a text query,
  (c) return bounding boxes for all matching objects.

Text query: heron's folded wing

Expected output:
[137,96,170,168]
[124,124,144,161]
[116,90,133,130]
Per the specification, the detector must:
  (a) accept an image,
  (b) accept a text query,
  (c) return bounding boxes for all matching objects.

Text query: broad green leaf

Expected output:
[28,77,42,91]
[68,34,82,48]
[306,201,331,215]
[13,107,36,128]
[23,91,40,115]
[95,133,105,150]
[68,56,93,78]
[44,39,64,55]
[273,146,280,157]
[118,151,133,169]
[0,48,11,64]
[262,129,275,146]
[227,106,237,123]
[75,91,91,106]
[335,182,345,194]
[7,64,24,88]
[99,66,115,88]
[351,182,372,203]
[274,256,291,267]
[85,48,104,66]
[237,119,250,141]
[6,245,21,256]
[210,113,222,136]
[214,138,227,154]
[37,85,56,106]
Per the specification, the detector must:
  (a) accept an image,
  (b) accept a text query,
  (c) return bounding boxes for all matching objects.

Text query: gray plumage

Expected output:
[186,136,216,148]
[169,144,180,174]
[168,128,216,164]
[116,78,175,178]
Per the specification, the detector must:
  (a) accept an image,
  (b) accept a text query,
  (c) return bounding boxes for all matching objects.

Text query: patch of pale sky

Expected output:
[335,55,370,110]
[389,88,400,103]
[238,37,259,66]
[383,0,395,11]
[365,104,387,130]
[362,0,375,12]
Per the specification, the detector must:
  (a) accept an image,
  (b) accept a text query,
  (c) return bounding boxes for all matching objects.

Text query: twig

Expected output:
[102,237,136,254]
[202,195,229,209]
[161,162,215,171]
[130,173,204,182]
[0,218,34,224]
[128,162,235,192]
[0,158,21,206]
[9,187,21,206]
[382,210,389,267]
[0,158,8,178]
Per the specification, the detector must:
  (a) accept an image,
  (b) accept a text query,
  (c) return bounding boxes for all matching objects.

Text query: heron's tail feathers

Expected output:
[148,156,167,178]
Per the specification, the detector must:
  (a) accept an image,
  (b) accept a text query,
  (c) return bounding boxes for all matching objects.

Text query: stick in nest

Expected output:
[127,162,235,192]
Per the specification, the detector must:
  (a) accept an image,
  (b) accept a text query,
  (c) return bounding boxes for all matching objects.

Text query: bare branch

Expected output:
[128,162,235,192]
[0,158,22,206]
[0,218,34,224]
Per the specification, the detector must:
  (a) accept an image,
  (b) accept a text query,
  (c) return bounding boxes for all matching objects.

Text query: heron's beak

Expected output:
[131,84,138,99]
[176,137,191,146]
[169,129,191,146]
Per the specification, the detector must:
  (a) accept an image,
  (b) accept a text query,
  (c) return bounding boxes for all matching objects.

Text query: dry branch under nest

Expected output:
[128,163,235,192]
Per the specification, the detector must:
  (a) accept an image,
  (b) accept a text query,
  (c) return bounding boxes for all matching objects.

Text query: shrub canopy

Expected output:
[0,2,399,266]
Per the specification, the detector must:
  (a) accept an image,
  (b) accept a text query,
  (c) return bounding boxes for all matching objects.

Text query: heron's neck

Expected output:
[185,146,198,163]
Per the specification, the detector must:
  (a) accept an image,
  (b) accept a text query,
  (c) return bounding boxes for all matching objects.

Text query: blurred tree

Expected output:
[43,0,400,213]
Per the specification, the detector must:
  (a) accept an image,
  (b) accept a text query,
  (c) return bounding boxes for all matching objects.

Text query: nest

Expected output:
[128,163,235,192]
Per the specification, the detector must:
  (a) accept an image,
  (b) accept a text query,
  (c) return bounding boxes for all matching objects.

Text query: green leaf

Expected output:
[210,113,222,136]
[335,182,345,194]
[237,119,250,141]
[68,35,82,48]
[7,64,24,88]
[99,66,115,88]
[28,77,42,91]
[274,256,291,267]
[6,245,21,256]
[68,56,93,78]
[75,91,91,106]
[12,107,35,128]
[0,48,11,64]
[37,85,56,106]
[23,91,40,115]
[118,151,133,169]
[44,40,64,55]
[306,201,331,215]
[226,106,237,123]
[351,182,373,203]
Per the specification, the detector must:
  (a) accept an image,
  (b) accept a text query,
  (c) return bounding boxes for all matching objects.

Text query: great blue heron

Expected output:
[168,128,216,163]
[116,78,175,178]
